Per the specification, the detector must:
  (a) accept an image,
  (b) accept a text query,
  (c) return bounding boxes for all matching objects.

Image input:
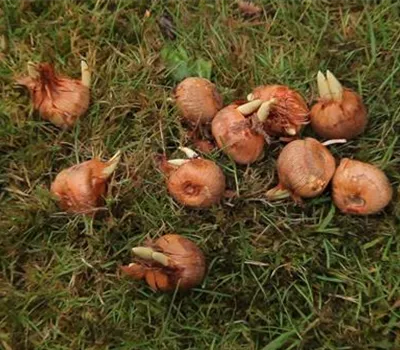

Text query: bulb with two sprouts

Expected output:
[247,84,310,137]
[162,147,226,208]
[50,151,120,214]
[121,234,206,292]
[16,60,91,128]
[311,70,367,139]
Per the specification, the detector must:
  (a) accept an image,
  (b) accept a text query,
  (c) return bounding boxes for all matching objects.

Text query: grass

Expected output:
[0,0,399,349]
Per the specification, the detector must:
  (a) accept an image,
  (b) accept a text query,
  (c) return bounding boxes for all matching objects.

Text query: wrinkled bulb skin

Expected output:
[50,152,120,214]
[121,234,206,292]
[174,77,223,125]
[310,71,367,139]
[16,62,90,128]
[167,158,226,208]
[211,104,265,164]
[273,138,336,199]
[332,159,392,215]
[250,85,310,137]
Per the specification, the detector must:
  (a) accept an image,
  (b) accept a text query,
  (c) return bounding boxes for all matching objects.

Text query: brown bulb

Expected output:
[310,71,367,139]
[248,84,310,137]
[266,138,336,201]
[166,157,226,208]
[121,234,206,292]
[16,61,91,128]
[211,101,266,164]
[332,158,392,215]
[50,151,120,214]
[174,77,223,125]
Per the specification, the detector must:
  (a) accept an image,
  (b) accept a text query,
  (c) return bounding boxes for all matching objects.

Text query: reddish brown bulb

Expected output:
[16,61,91,128]
[248,84,310,137]
[310,71,367,139]
[164,150,226,208]
[174,77,223,125]
[332,158,392,215]
[121,234,206,292]
[211,100,268,164]
[50,151,120,214]
[266,138,336,202]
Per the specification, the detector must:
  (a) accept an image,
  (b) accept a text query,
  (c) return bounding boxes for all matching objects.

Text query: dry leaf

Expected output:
[237,1,262,18]
[158,12,176,40]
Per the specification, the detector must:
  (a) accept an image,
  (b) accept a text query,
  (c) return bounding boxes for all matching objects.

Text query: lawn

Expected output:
[1,1,399,349]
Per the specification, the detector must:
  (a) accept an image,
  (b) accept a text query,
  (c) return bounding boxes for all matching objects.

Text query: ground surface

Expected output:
[1,1,399,349]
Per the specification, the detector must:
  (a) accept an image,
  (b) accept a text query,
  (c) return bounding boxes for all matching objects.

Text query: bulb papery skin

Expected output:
[51,155,118,214]
[251,85,310,136]
[276,138,336,198]
[332,158,392,215]
[167,158,226,208]
[120,264,145,280]
[17,63,90,128]
[174,77,223,124]
[311,89,367,139]
[211,105,265,164]
[122,234,206,292]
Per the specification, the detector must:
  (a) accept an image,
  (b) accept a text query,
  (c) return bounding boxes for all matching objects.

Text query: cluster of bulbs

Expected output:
[15,61,393,292]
